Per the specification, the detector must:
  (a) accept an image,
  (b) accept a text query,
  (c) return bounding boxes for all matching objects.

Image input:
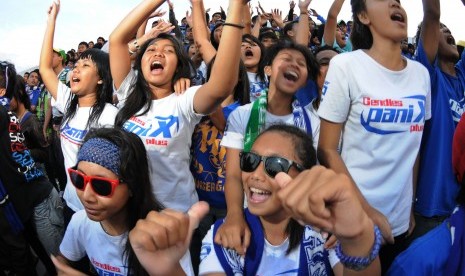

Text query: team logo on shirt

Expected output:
[360,95,426,135]
[124,115,179,146]
[450,97,465,123]
[60,123,87,145]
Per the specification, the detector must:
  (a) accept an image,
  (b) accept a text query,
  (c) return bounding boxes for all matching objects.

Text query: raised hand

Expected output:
[271,9,284,27]
[47,0,60,20]
[276,166,372,240]
[298,0,312,11]
[129,202,209,275]
[149,9,166,19]
[146,20,174,38]
[289,0,296,9]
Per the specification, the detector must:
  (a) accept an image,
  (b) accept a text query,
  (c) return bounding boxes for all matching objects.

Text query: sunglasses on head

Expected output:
[68,168,122,197]
[239,151,304,178]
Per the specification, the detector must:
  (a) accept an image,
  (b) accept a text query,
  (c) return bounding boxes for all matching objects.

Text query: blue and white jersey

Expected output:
[247,72,268,102]
[415,39,465,217]
[318,50,431,236]
[52,82,117,211]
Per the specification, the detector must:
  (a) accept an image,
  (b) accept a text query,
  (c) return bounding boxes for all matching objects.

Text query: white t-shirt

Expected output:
[52,82,118,212]
[221,102,319,151]
[117,69,203,212]
[60,210,193,275]
[318,50,431,236]
[199,224,339,275]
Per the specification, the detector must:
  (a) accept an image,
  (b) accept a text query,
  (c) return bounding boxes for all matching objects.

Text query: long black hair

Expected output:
[115,34,194,127]
[350,0,373,50]
[206,56,250,105]
[255,124,316,254]
[63,49,113,130]
[81,127,164,276]
[12,75,31,111]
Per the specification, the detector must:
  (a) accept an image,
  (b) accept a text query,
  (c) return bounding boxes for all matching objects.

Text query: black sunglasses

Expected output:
[239,151,304,178]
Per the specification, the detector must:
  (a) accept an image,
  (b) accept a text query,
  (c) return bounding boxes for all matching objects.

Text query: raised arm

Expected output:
[323,0,345,47]
[193,0,246,115]
[295,0,311,46]
[39,0,60,100]
[318,119,394,245]
[109,0,166,90]
[168,1,183,41]
[192,0,216,64]
[420,0,440,64]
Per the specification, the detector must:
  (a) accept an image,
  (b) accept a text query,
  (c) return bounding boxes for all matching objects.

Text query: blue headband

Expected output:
[77,138,120,176]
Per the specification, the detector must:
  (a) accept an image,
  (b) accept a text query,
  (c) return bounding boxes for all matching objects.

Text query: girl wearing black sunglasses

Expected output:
[125,125,381,274]
[54,127,194,275]
[198,124,380,274]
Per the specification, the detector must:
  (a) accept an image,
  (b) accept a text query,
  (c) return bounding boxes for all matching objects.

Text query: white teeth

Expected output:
[250,187,270,195]
[72,77,79,81]
[152,61,161,66]
[285,71,298,79]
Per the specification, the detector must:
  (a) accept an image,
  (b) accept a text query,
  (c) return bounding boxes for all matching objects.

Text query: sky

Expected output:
[0,0,463,73]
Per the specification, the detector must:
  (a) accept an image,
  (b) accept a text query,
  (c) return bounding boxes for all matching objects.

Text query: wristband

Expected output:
[335,225,382,271]
[222,22,245,29]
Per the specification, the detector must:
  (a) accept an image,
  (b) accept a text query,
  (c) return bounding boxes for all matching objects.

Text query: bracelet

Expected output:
[222,22,245,29]
[335,225,382,271]
[133,39,140,50]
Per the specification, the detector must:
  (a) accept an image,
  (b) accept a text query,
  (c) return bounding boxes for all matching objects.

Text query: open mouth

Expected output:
[245,49,254,57]
[390,12,405,23]
[283,70,299,82]
[72,77,80,83]
[249,186,271,203]
[150,61,164,72]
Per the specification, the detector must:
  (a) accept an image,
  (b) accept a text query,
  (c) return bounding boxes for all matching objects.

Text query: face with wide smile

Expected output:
[141,39,178,92]
[241,39,262,72]
[266,49,308,95]
[76,161,129,223]
[242,132,302,219]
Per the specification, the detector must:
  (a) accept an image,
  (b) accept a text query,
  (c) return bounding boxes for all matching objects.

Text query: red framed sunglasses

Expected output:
[67,168,122,197]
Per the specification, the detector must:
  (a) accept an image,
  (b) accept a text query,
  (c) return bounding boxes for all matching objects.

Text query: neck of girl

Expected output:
[259,212,291,246]
[78,93,98,107]
[366,39,406,71]
[150,83,173,100]
[438,59,457,77]
[100,208,129,236]
[15,105,27,123]
[247,66,258,74]
[267,86,294,116]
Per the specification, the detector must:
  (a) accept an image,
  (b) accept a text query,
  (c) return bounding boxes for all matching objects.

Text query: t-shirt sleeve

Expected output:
[415,38,436,76]
[198,225,227,275]
[51,82,72,113]
[114,68,137,107]
[317,57,351,123]
[178,85,204,121]
[456,45,465,75]
[220,106,249,150]
[59,212,86,262]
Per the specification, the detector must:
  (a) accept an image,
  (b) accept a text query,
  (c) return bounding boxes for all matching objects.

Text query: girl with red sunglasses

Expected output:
[54,127,194,275]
